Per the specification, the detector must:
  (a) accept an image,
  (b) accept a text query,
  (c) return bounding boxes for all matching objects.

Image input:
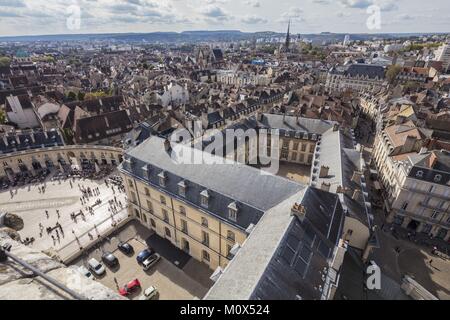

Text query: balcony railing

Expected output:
[403,187,450,201]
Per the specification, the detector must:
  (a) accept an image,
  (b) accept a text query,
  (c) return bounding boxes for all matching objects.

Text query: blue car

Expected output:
[136,248,155,264]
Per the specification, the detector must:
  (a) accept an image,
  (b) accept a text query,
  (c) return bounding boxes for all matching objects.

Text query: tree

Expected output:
[0,56,11,67]
[77,91,85,101]
[386,65,402,84]
[0,110,6,124]
[67,91,77,101]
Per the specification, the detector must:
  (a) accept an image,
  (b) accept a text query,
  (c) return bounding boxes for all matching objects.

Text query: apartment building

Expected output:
[326,64,386,93]
[119,135,305,270]
[216,70,271,86]
[388,150,450,241]
[372,122,450,240]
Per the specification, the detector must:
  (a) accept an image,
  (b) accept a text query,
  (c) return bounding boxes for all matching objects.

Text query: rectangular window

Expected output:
[160,196,166,206]
[130,191,137,203]
[162,209,169,223]
[146,200,153,213]
[181,220,188,234]
[202,231,210,247]
[202,250,210,262]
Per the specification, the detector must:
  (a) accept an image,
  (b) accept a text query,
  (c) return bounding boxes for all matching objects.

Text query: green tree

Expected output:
[67,91,77,101]
[0,56,11,67]
[386,65,402,84]
[77,91,85,101]
[0,110,6,124]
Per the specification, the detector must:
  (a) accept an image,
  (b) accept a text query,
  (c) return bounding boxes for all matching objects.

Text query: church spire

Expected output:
[285,19,291,52]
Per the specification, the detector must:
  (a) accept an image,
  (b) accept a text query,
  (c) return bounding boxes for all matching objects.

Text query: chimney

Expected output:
[352,189,361,201]
[351,171,362,184]
[321,182,331,192]
[319,165,330,178]
[428,152,438,169]
[333,123,339,132]
[3,135,8,146]
[30,132,35,143]
[164,138,171,152]
[291,202,306,222]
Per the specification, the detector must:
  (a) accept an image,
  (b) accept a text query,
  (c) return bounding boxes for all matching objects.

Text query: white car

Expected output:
[88,258,106,276]
[139,286,158,300]
[78,265,94,280]
[142,254,161,271]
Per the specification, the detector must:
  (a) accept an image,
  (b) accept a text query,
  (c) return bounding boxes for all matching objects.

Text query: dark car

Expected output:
[118,242,134,255]
[102,252,119,268]
[136,248,155,264]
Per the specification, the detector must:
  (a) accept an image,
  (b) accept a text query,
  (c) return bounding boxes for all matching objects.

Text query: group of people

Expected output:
[40,221,64,245]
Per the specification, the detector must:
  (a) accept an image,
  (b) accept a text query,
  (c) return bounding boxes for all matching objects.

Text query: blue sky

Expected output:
[0,0,449,36]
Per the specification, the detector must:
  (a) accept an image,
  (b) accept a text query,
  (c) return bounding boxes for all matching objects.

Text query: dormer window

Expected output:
[228,202,238,222]
[158,171,166,187]
[200,189,209,208]
[142,165,150,179]
[434,174,442,182]
[178,180,187,197]
[416,170,424,178]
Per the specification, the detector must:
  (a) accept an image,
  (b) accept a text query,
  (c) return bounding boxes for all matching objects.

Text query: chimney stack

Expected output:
[164,138,171,152]
[429,152,438,169]
[333,123,339,132]
[352,189,361,201]
[319,165,330,178]
[351,171,362,184]
[321,182,331,192]
[291,203,306,222]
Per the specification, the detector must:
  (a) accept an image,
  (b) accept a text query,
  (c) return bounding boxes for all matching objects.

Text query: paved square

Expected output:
[0,169,128,262]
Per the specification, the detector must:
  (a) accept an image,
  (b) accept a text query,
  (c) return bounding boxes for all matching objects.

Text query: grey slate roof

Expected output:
[345,64,385,80]
[311,127,372,228]
[256,113,336,136]
[0,129,64,154]
[407,151,450,187]
[121,136,305,230]
[205,187,345,300]
[250,188,344,300]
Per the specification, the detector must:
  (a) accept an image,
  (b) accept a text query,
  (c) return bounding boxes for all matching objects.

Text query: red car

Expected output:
[119,279,141,296]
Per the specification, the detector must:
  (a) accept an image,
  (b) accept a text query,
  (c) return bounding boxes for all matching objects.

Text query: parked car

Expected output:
[118,242,134,255]
[87,258,105,276]
[138,286,158,300]
[119,278,141,296]
[77,266,94,280]
[136,248,155,264]
[142,254,161,271]
[102,252,119,268]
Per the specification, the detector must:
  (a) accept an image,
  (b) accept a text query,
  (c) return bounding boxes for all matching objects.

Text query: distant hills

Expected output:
[0,30,446,43]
